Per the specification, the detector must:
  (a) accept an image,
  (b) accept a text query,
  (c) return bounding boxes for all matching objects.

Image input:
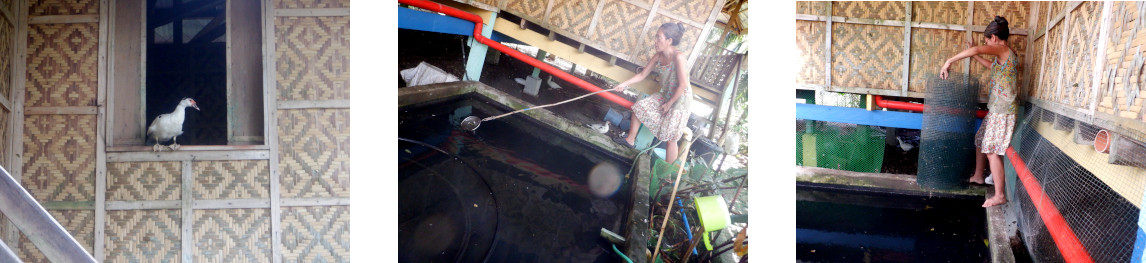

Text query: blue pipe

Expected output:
[678,198,698,256]
[612,244,633,263]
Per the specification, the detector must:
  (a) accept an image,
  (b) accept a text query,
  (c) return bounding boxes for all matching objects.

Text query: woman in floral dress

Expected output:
[612,22,693,164]
[939,16,1017,207]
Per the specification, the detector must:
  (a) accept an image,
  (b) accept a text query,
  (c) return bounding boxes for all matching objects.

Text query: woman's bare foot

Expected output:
[982,195,1007,207]
[625,136,636,146]
[969,175,986,184]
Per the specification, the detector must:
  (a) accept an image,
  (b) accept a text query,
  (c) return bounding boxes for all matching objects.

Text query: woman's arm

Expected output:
[966,42,992,68]
[659,53,691,114]
[940,45,1007,79]
[613,52,661,91]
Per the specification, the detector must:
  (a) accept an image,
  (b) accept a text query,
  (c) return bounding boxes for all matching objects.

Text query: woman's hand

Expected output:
[659,102,672,114]
[939,62,951,80]
[613,84,627,92]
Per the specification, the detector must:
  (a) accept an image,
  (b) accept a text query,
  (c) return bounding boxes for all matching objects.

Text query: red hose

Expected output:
[1006,147,1094,263]
[872,95,988,118]
[400,0,634,108]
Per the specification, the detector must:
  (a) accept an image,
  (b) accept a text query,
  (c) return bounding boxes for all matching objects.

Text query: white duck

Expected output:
[147,98,200,151]
[587,120,610,134]
[546,76,563,90]
[896,136,914,152]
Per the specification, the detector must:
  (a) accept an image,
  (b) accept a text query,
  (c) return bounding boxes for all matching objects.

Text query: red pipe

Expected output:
[872,95,988,118]
[400,0,634,109]
[1006,147,1094,263]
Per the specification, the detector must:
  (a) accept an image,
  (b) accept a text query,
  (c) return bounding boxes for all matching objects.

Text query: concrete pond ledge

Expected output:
[795,166,988,197]
[397,81,478,107]
[985,191,1017,263]
[624,154,651,263]
[399,81,639,159]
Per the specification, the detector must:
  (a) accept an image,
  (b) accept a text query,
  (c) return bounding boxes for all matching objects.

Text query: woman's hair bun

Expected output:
[993,16,1008,26]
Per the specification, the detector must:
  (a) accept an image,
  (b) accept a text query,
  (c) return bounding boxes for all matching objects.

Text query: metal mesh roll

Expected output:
[917,73,981,190]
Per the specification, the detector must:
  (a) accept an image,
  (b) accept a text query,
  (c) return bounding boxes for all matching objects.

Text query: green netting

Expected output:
[796,120,886,173]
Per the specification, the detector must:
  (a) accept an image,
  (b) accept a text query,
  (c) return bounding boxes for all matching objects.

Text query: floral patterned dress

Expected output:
[630,55,692,142]
[974,49,1018,155]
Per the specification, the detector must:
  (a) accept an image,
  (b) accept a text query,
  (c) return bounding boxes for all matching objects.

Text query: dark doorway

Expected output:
[145,0,227,145]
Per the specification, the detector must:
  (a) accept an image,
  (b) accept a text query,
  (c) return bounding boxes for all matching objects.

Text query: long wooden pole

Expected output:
[651,131,696,262]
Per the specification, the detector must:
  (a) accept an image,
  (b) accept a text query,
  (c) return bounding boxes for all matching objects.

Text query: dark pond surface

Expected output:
[399,94,633,263]
[797,182,989,263]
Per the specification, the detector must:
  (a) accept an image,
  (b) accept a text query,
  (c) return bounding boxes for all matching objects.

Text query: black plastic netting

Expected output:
[1008,104,1140,263]
[917,73,981,190]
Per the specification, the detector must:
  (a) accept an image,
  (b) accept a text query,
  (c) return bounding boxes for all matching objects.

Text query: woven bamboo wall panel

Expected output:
[590,0,649,60]
[22,115,95,202]
[633,15,699,63]
[972,2,1030,29]
[274,0,348,9]
[18,210,94,261]
[0,23,12,100]
[796,1,826,16]
[1050,1,1066,19]
[281,206,348,263]
[105,210,182,263]
[278,109,349,198]
[831,23,903,90]
[969,34,1027,100]
[1028,36,1044,99]
[505,0,547,23]
[1040,25,1062,101]
[659,0,716,23]
[832,1,906,21]
[1034,2,1048,34]
[25,24,98,107]
[912,1,966,25]
[797,20,825,85]
[193,160,270,200]
[1062,1,1101,108]
[909,28,966,92]
[108,162,181,201]
[194,209,272,263]
[1098,2,1146,118]
[547,0,599,37]
[29,0,97,16]
[275,17,349,101]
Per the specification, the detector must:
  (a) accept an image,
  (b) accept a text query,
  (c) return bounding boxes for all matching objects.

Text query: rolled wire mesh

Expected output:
[1007,104,1141,263]
[917,72,981,190]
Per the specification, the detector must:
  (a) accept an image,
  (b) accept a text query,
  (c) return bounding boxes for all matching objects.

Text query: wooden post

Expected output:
[181,160,193,263]
[964,1,973,85]
[261,0,283,261]
[95,0,110,260]
[465,10,496,82]
[902,1,912,96]
[5,0,28,250]
[1091,1,1114,115]
[825,2,832,88]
